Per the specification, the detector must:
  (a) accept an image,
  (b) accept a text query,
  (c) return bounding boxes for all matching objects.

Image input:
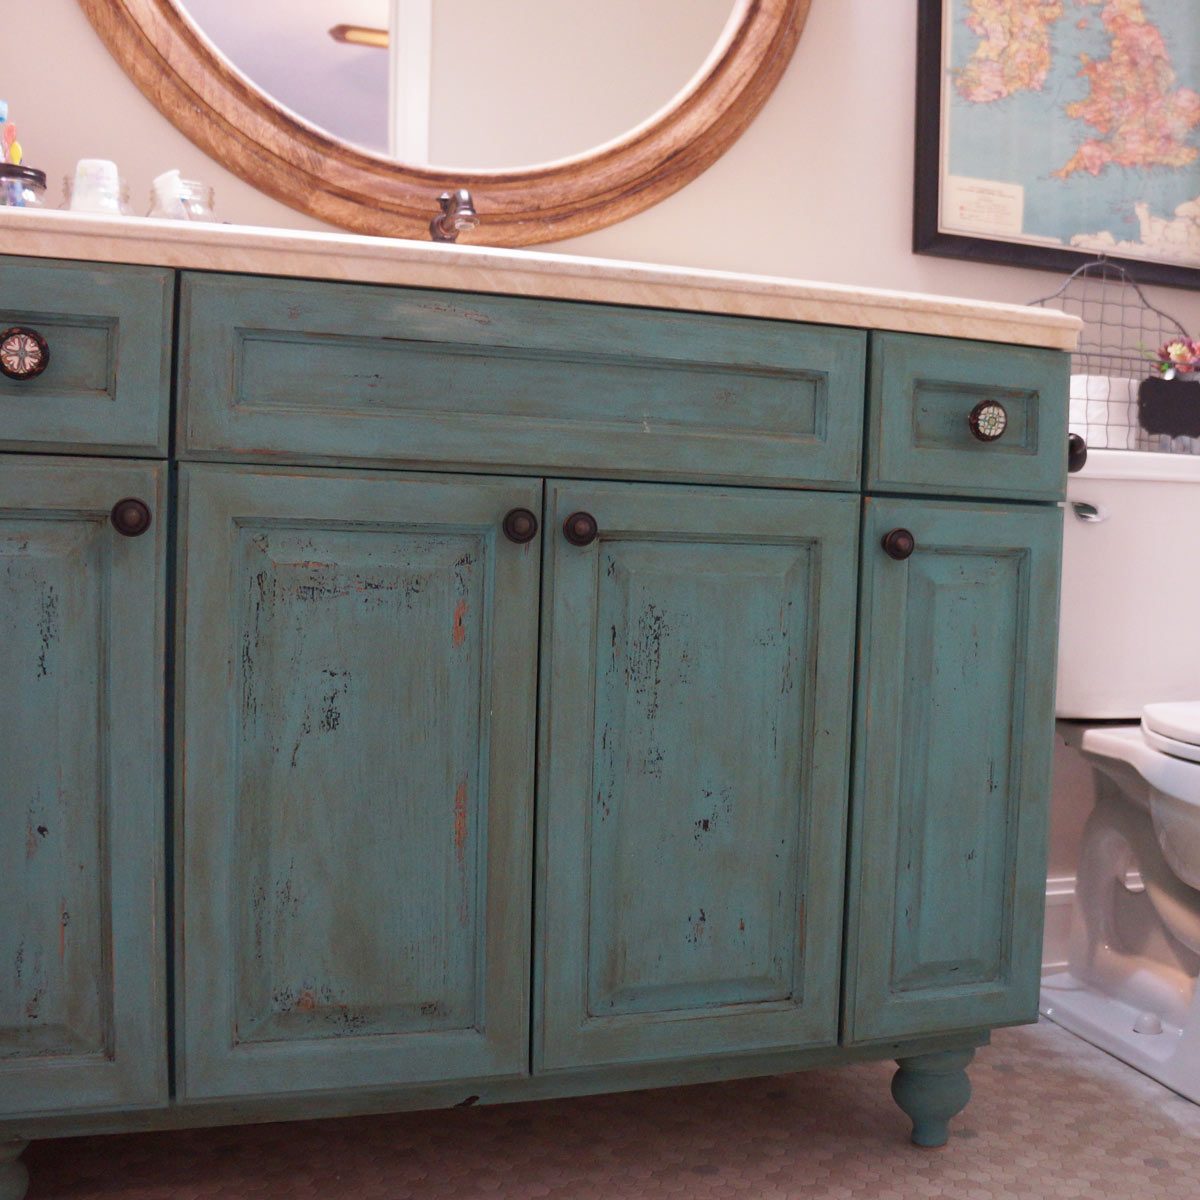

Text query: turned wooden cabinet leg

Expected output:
[0,1141,29,1200]
[891,1048,974,1148]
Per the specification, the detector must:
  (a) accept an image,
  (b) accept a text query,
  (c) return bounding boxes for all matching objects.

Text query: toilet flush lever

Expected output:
[1071,501,1108,523]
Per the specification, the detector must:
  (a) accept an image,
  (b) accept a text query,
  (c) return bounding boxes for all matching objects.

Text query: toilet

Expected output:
[1041,448,1200,1101]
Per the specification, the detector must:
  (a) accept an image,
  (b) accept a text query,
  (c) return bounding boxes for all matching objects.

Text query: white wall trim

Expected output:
[1043,874,1076,973]
[388,0,432,163]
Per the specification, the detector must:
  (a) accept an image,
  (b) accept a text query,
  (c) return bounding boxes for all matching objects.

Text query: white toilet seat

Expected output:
[1141,702,1200,765]
[1144,701,1200,748]
[1144,724,1200,765]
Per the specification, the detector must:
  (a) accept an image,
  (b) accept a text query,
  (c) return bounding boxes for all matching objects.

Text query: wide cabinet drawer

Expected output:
[176,465,541,1099]
[844,497,1062,1042]
[0,257,172,455]
[536,480,859,1069]
[868,332,1069,500]
[177,273,867,489]
[0,455,167,1115]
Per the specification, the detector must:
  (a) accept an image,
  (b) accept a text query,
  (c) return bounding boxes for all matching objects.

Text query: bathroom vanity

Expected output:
[0,210,1077,1198]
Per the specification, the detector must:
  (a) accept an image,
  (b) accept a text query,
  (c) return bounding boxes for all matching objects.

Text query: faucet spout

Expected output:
[430,189,479,242]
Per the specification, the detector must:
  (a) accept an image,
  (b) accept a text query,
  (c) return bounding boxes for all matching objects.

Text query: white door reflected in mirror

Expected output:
[178,0,739,169]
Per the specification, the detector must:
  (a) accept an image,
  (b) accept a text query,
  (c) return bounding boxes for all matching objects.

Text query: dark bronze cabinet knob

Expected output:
[563,511,599,547]
[0,326,50,381]
[881,528,915,561]
[1068,432,1088,473]
[110,498,153,538]
[502,507,539,544]
[967,400,1008,442]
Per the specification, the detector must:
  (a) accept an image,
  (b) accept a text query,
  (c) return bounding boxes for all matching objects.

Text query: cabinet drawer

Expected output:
[178,273,866,488]
[0,257,172,455]
[867,333,1069,500]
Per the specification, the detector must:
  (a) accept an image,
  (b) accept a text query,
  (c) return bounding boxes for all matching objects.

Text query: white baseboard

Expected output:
[1042,874,1076,973]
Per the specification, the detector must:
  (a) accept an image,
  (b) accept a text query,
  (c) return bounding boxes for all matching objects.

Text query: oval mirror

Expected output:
[79,0,809,245]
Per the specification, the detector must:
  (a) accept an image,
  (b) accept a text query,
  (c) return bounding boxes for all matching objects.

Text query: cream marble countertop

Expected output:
[0,208,1080,351]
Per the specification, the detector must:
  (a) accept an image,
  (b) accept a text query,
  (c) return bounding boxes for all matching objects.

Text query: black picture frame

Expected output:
[914,0,1200,291]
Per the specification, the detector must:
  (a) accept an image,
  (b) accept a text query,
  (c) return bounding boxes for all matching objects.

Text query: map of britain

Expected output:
[942,0,1200,267]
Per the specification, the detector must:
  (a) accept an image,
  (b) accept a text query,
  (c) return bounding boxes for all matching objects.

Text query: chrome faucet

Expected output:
[430,188,479,242]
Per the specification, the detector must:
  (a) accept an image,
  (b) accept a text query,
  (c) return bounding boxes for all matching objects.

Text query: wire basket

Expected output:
[1029,260,1196,455]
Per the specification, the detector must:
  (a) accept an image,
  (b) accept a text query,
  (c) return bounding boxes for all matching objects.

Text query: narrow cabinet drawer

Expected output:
[868,332,1069,500]
[178,273,866,488]
[0,257,172,455]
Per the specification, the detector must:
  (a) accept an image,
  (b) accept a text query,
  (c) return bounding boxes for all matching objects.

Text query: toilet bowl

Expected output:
[1040,449,1200,1103]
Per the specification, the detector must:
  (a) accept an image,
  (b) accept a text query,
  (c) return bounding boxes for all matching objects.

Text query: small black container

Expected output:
[1137,375,1200,438]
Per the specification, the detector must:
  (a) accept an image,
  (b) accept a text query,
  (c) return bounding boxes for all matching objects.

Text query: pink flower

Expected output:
[1156,338,1200,376]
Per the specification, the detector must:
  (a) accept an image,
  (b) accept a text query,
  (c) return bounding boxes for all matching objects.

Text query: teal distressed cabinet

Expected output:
[0,251,1070,1198]
[537,480,859,1069]
[176,465,540,1098]
[846,497,1063,1043]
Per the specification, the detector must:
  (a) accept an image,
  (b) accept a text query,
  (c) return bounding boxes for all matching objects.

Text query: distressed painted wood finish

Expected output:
[0,455,167,1116]
[0,257,172,456]
[845,497,1062,1043]
[868,333,1069,501]
[537,480,859,1070]
[177,273,867,489]
[176,464,540,1099]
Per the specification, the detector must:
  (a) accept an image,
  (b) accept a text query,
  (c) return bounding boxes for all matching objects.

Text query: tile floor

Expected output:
[24,1019,1200,1199]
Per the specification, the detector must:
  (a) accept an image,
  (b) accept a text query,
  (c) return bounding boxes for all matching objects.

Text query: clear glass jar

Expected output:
[61,174,132,215]
[0,165,47,208]
[148,179,216,221]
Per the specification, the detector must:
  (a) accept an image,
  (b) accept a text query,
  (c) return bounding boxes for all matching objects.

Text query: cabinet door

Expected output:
[177,465,540,1099]
[0,456,167,1115]
[537,480,859,1070]
[845,498,1061,1043]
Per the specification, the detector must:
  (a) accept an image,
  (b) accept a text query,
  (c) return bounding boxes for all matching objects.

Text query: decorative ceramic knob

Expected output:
[0,326,50,381]
[502,507,539,544]
[110,498,153,538]
[967,400,1008,442]
[881,528,915,561]
[563,511,599,547]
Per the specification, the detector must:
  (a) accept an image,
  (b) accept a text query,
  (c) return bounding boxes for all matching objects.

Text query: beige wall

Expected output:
[14,1,1200,333]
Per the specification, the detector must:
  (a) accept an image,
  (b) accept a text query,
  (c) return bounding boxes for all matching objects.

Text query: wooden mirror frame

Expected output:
[78,0,809,245]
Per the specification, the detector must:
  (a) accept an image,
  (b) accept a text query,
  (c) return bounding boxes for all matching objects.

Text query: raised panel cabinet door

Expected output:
[845,498,1062,1044]
[537,480,859,1070]
[177,465,540,1099]
[0,455,167,1116]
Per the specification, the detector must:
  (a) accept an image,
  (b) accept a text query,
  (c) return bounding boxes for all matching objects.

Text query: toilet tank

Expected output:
[1057,449,1200,718]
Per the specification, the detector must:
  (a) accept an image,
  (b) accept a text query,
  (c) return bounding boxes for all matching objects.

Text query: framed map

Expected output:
[915,0,1200,288]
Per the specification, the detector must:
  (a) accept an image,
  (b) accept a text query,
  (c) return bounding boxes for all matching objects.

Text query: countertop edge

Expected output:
[0,209,1082,351]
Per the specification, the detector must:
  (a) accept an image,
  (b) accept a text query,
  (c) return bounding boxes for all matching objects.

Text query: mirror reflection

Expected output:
[179,0,739,169]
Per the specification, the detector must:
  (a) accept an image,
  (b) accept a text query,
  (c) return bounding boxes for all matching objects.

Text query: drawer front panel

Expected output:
[845,497,1061,1042]
[179,273,866,488]
[868,333,1069,500]
[177,464,540,1099]
[0,456,167,1115]
[0,257,172,455]
[537,480,858,1069]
